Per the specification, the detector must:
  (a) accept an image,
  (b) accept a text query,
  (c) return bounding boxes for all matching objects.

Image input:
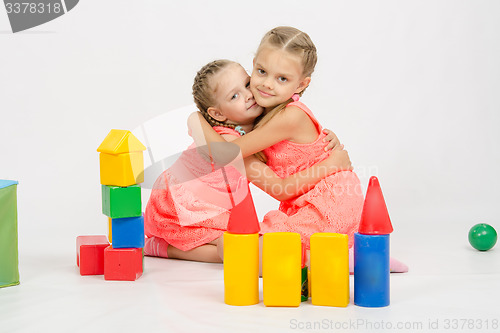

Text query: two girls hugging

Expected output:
[143,26,407,273]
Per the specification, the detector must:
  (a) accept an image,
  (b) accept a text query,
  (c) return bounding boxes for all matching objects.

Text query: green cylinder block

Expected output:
[0,180,20,288]
[102,184,142,219]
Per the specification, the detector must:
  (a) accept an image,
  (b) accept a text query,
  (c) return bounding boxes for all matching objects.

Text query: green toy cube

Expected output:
[102,184,141,218]
[0,180,20,288]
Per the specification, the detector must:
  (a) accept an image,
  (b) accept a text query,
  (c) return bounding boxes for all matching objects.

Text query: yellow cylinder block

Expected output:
[223,232,259,306]
[263,232,301,307]
[310,233,349,307]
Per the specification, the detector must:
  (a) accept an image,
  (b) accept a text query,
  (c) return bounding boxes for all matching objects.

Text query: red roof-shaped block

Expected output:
[358,176,393,235]
[226,185,260,234]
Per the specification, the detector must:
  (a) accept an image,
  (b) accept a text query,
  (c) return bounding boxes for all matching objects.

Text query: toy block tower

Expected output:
[354,176,393,307]
[223,183,260,306]
[0,180,20,288]
[76,129,146,279]
[97,129,146,281]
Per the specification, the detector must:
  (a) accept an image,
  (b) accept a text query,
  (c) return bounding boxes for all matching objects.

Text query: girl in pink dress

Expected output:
[144,59,351,263]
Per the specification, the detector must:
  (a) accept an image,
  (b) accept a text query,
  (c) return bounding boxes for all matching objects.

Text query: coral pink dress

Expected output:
[144,127,246,251]
[260,101,364,249]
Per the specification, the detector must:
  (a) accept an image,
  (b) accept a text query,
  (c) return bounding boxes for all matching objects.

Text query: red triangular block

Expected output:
[358,176,393,235]
[226,185,260,234]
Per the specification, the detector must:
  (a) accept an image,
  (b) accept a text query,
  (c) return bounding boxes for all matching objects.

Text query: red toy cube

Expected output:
[104,246,143,281]
[76,235,110,275]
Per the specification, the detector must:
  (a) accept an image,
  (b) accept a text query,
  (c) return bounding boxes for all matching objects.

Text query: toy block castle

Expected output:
[223,176,394,308]
[76,129,146,281]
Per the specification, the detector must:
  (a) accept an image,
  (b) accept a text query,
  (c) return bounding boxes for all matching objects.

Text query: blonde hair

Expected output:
[192,59,238,130]
[253,26,318,162]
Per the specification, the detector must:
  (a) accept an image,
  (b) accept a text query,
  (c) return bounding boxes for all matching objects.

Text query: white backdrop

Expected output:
[1,0,500,255]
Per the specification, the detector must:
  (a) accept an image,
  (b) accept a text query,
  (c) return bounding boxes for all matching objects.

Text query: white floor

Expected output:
[1,216,498,333]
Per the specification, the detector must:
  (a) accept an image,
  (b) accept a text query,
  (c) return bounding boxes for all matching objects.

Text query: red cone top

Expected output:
[226,186,260,234]
[358,176,393,235]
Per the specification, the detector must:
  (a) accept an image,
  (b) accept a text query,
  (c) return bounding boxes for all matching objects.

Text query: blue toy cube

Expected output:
[111,216,145,248]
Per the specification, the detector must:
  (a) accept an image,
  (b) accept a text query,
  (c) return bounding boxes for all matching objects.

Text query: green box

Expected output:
[102,184,141,218]
[0,180,20,288]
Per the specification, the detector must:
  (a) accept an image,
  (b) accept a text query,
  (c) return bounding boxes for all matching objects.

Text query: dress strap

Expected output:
[287,100,323,133]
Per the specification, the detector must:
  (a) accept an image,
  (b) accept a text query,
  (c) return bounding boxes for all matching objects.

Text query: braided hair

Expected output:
[192,59,238,131]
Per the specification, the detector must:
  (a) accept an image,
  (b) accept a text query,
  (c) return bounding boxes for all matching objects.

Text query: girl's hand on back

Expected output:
[322,129,341,151]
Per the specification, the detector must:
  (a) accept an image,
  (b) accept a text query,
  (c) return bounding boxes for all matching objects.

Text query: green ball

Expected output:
[468,223,497,251]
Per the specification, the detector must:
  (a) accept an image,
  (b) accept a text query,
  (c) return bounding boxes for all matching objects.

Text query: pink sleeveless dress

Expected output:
[144,127,246,251]
[260,101,364,249]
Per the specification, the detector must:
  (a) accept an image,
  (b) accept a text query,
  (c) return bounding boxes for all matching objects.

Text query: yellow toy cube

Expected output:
[97,129,146,187]
[99,152,144,186]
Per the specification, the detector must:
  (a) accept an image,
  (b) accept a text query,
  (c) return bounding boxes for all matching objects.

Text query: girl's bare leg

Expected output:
[167,237,223,263]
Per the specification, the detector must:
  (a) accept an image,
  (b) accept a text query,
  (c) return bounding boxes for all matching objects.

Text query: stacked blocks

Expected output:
[223,183,260,306]
[98,129,146,281]
[76,129,146,280]
[263,232,302,307]
[354,176,393,307]
[0,180,20,288]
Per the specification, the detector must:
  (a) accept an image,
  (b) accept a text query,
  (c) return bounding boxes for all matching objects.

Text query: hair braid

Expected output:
[192,59,237,131]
